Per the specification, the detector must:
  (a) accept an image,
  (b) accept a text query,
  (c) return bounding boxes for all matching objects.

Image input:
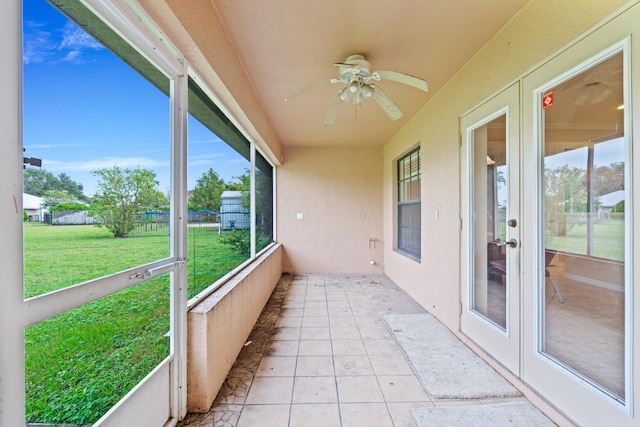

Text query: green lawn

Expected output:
[545,219,625,261]
[24,222,247,424]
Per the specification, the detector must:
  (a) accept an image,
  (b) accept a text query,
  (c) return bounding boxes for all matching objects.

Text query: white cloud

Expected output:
[227,158,251,164]
[23,21,56,64]
[23,20,104,65]
[58,22,104,64]
[45,156,169,172]
[25,143,86,150]
[188,137,225,145]
[59,21,103,51]
[187,153,227,167]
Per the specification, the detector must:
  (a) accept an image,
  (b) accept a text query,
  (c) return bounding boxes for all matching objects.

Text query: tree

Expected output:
[24,168,59,196]
[42,189,79,208]
[190,168,226,211]
[592,162,624,196]
[91,166,167,238]
[227,171,250,192]
[544,165,587,236]
[24,168,88,202]
[57,172,88,202]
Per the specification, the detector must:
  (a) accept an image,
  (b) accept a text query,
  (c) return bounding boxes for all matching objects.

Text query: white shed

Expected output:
[219,191,250,230]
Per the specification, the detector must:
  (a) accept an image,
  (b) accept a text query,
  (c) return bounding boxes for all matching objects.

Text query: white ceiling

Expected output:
[208,0,531,147]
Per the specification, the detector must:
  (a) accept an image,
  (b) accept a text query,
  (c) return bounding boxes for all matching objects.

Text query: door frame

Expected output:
[460,82,521,375]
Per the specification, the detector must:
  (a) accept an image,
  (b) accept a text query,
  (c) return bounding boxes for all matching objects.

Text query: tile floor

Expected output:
[177,273,535,427]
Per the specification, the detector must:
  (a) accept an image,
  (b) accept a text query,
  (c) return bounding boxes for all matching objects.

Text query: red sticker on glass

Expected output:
[542,91,554,109]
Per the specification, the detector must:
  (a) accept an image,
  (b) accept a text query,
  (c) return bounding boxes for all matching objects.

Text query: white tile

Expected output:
[329,316,357,327]
[300,327,331,340]
[378,375,429,402]
[330,326,361,340]
[304,299,327,306]
[328,307,353,316]
[358,326,392,340]
[339,403,394,427]
[290,404,341,427]
[336,376,384,402]
[302,316,329,328]
[237,405,290,427]
[331,339,367,356]
[298,340,332,356]
[363,338,403,356]
[387,402,435,427]
[245,376,294,404]
[334,355,374,376]
[369,354,414,375]
[304,307,329,316]
[296,356,335,376]
[256,356,297,377]
[292,376,338,403]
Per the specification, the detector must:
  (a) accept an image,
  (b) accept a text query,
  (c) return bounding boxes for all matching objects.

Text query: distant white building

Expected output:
[598,190,625,219]
[219,191,250,230]
[23,193,46,221]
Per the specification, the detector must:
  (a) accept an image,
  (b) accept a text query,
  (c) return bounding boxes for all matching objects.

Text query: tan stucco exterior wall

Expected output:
[277,146,383,273]
[382,0,630,332]
[186,244,283,412]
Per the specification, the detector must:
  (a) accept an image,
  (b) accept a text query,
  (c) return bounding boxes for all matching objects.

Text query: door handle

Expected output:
[495,239,518,248]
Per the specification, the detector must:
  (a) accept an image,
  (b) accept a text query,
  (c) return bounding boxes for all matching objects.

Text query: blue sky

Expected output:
[23,0,248,197]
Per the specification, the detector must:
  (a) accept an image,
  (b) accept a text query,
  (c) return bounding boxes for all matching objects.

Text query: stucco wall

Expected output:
[277,146,383,273]
[382,0,630,331]
[186,244,282,412]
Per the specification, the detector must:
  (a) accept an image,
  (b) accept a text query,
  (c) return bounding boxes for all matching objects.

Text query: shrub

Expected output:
[220,229,251,256]
[220,229,272,257]
[50,203,87,211]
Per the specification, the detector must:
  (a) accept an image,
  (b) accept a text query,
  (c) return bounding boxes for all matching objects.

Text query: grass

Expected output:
[24,222,248,425]
[545,219,625,261]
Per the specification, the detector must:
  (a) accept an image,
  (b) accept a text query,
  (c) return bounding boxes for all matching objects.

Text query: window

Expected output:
[186,76,275,297]
[397,147,421,258]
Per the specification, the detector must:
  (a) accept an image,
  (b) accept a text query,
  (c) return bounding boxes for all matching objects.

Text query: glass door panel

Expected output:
[473,114,508,329]
[541,51,625,401]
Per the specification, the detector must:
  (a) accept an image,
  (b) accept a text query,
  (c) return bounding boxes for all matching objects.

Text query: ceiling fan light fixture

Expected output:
[362,85,374,99]
[285,54,428,125]
[339,87,351,102]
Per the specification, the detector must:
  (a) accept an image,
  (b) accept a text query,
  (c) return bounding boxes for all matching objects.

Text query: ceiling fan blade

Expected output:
[324,91,345,126]
[285,77,334,103]
[375,70,428,92]
[372,86,403,121]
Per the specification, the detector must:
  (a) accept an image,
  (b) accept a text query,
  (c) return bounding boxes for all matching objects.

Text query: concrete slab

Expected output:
[384,313,521,399]
[412,401,556,427]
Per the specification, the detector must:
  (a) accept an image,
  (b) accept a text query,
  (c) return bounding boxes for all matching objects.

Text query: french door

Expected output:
[461,83,520,374]
[462,4,639,425]
[521,5,638,425]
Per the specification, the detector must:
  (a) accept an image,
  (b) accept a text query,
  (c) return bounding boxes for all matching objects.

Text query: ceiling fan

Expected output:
[285,54,428,125]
